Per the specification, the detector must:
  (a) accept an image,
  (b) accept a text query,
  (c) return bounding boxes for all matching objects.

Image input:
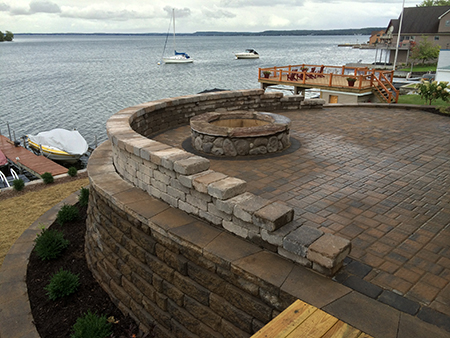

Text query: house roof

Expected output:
[388,6,450,34]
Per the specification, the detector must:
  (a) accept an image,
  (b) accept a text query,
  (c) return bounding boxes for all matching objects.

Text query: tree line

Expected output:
[1,31,14,42]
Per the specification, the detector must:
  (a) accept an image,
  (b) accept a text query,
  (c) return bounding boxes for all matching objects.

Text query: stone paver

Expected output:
[153,106,450,316]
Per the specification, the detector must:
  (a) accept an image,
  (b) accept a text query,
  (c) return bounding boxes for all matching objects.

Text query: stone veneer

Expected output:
[190,111,291,156]
[86,89,351,336]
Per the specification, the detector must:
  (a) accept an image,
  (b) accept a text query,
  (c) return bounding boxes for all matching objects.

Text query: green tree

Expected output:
[410,36,440,64]
[417,0,450,6]
[0,31,4,42]
[4,31,13,41]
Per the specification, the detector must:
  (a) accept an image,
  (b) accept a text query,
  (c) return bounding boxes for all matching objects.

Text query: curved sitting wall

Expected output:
[86,89,351,336]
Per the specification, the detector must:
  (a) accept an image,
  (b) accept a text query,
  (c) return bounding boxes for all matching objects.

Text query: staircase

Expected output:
[371,73,399,103]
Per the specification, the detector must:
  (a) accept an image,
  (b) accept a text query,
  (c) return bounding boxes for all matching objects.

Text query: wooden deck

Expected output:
[0,135,67,177]
[258,64,399,103]
[252,300,372,338]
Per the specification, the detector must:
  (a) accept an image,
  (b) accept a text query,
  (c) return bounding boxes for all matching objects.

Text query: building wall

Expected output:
[321,91,376,104]
[438,12,450,33]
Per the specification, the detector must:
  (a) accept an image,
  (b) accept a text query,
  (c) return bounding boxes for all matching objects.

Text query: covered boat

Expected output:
[27,128,88,163]
[234,49,259,59]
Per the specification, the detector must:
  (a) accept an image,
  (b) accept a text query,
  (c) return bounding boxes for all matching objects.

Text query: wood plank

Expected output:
[321,321,362,338]
[0,135,67,177]
[286,309,338,338]
[252,300,316,338]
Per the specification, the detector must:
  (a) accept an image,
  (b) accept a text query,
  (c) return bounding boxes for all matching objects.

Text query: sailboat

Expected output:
[161,9,193,64]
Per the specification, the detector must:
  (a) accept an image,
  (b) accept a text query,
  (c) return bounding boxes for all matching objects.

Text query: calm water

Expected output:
[0,34,375,146]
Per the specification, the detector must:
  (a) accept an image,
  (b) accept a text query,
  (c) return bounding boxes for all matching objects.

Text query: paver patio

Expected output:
[153,106,450,318]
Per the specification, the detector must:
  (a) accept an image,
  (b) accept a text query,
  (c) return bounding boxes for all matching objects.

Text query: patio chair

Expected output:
[286,72,296,81]
[317,65,325,77]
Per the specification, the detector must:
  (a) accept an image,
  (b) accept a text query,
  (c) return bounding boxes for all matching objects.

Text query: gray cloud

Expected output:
[163,6,191,18]
[29,1,60,13]
[7,1,60,15]
[201,8,236,19]
[219,0,305,7]
[0,3,10,11]
[60,8,151,21]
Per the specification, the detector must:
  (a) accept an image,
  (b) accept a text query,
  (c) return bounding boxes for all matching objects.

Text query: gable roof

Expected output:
[389,6,450,34]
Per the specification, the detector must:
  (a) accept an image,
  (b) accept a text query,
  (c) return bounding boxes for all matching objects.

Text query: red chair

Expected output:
[317,66,325,78]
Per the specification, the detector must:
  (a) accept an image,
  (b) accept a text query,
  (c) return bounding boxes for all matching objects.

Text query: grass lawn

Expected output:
[398,94,450,107]
[398,64,436,72]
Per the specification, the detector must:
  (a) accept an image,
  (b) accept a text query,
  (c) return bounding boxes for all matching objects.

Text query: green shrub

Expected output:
[41,172,54,184]
[71,311,112,338]
[34,227,70,260]
[57,204,80,225]
[416,80,450,105]
[12,178,25,191]
[67,167,78,177]
[79,187,89,207]
[45,268,80,301]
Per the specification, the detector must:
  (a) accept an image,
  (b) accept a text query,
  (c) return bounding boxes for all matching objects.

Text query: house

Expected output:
[382,6,450,65]
[369,30,386,45]
[436,49,450,82]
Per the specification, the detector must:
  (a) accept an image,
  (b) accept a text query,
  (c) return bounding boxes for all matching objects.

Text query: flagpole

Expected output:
[393,0,406,70]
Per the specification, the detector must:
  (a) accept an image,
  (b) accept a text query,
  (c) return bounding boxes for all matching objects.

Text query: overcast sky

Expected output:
[1,0,422,34]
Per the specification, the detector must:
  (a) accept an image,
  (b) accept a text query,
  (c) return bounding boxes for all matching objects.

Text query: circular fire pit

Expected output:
[190,111,291,156]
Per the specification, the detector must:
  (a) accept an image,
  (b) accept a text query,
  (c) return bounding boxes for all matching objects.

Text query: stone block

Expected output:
[261,219,302,246]
[214,192,253,215]
[186,194,208,211]
[278,247,312,268]
[173,156,210,175]
[233,195,270,223]
[208,177,247,200]
[307,233,351,269]
[178,169,214,189]
[199,209,223,226]
[253,202,294,231]
[178,200,199,216]
[222,220,248,238]
[283,225,323,257]
[150,148,187,168]
[193,171,228,194]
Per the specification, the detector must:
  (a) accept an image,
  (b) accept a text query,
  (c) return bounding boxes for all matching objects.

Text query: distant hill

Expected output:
[16,28,383,37]
[193,27,384,36]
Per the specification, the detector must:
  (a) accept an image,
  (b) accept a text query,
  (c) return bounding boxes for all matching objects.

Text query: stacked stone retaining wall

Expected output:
[86,89,351,336]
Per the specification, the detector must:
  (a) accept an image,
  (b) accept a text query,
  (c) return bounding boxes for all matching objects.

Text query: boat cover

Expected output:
[28,129,88,155]
[0,149,7,166]
[175,50,190,58]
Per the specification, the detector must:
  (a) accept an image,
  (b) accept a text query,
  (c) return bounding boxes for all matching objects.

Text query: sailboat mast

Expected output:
[172,8,176,53]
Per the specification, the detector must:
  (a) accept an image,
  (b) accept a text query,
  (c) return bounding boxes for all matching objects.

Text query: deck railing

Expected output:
[259,64,399,103]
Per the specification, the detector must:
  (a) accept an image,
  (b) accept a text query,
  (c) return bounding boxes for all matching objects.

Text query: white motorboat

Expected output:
[161,9,193,64]
[27,128,89,163]
[234,49,259,59]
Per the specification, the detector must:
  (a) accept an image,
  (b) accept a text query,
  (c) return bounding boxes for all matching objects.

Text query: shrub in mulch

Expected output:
[27,203,155,337]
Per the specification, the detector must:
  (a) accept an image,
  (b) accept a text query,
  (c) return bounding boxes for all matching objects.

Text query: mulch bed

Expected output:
[26,203,156,337]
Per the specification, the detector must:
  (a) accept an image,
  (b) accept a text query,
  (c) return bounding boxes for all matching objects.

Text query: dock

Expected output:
[0,135,68,177]
[252,299,372,338]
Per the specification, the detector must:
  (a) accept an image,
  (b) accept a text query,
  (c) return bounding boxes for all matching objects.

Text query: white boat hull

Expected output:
[163,56,194,64]
[235,53,259,59]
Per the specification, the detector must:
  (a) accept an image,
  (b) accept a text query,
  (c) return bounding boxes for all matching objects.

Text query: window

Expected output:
[446,20,450,26]
[435,36,440,40]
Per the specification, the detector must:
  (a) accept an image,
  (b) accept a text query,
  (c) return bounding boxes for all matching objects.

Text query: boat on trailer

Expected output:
[27,128,89,163]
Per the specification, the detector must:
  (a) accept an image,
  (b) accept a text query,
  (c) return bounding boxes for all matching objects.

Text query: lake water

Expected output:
[0,34,376,146]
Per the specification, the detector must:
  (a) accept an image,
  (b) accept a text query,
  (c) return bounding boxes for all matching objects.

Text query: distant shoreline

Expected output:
[15,27,381,37]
